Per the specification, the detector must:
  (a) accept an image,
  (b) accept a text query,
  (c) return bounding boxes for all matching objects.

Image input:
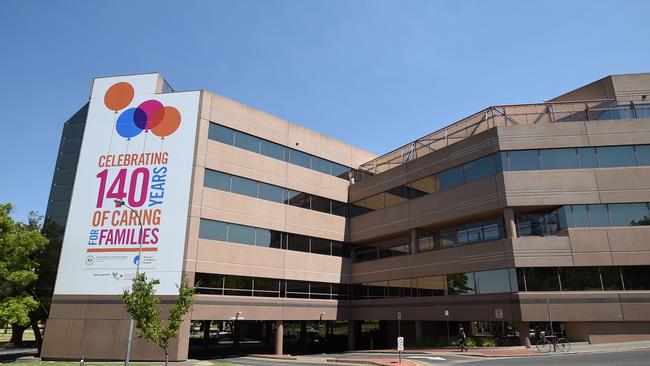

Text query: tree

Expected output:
[121,273,195,365]
[0,203,49,346]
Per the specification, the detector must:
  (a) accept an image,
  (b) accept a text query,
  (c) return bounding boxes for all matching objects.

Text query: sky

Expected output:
[1,0,649,221]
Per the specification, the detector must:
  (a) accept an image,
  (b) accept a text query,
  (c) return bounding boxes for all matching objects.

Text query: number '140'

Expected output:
[96,168,149,208]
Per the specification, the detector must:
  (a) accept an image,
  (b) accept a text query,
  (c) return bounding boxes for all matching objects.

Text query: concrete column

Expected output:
[415,321,423,343]
[275,321,284,355]
[518,322,531,348]
[347,321,356,351]
[203,320,210,347]
[409,229,418,254]
[504,208,517,239]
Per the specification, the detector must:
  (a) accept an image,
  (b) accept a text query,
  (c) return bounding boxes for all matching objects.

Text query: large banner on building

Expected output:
[53,74,199,295]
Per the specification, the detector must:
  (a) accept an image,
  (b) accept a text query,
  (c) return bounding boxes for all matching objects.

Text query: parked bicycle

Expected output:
[535,333,571,353]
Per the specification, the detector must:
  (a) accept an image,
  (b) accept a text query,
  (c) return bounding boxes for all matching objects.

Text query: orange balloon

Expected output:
[104,82,134,111]
[151,106,181,138]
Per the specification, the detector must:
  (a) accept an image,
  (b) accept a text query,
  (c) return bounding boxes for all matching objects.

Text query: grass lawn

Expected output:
[0,328,37,343]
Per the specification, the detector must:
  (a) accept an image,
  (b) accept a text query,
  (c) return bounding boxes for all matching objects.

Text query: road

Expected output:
[220,349,650,366]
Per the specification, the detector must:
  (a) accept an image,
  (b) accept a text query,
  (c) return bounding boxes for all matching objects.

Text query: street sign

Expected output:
[397,336,404,351]
[444,310,449,317]
[495,308,503,319]
[397,311,401,320]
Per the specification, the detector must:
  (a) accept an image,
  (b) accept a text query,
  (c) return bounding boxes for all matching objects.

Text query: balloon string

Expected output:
[108,111,117,153]
[160,138,164,152]
[126,139,130,153]
[142,132,148,153]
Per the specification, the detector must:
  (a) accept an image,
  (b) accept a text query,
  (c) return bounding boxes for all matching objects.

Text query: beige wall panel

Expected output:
[496,123,589,151]
[620,293,650,321]
[411,240,510,277]
[349,204,410,242]
[518,294,624,322]
[285,164,349,202]
[200,191,286,234]
[596,167,650,202]
[572,253,615,266]
[283,250,348,282]
[284,205,346,241]
[585,120,650,146]
[195,240,285,278]
[607,227,650,255]
[191,296,285,320]
[568,228,610,252]
[189,164,205,208]
[611,252,650,265]
[512,236,574,267]
[206,142,289,188]
[350,165,408,202]
[503,170,599,206]
[350,255,415,283]
[41,319,84,359]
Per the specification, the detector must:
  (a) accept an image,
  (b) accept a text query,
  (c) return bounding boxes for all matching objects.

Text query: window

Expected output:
[310,282,332,299]
[621,266,650,290]
[287,234,310,252]
[208,123,234,145]
[233,131,260,153]
[286,281,310,298]
[311,196,331,214]
[463,154,496,182]
[609,203,649,226]
[288,191,310,209]
[438,166,464,191]
[331,242,348,257]
[204,170,231,191]
[600,267,623,291]
[331,163,349,178]
[253,278,280,297]
[560,267,601,291]
[311,157,331,174]
[588,204,610,227]
[224,276,253,296]
[289,149,311,169]
[572,205,590,227]
[577,147,598,168]
[508,150,541,171]
[447,273,475,295]
[227,224,256,245]
[416,276,445,297]
[255,228,272,247]
[518,267,560,291]
[310,238,331,255]
[475,269,513,294]
[540,148,579,170]
[199,219,227,241]
[230,176,258,198]
[258,182,284,203]
[408,176,437,198]
[331,201,347,217]
[261,140,286,161]
[596,146,636,167]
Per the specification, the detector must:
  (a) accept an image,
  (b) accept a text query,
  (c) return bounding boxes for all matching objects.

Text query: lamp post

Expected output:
[114,199,144,366]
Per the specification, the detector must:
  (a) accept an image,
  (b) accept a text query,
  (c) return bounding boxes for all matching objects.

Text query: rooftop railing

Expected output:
[358,100,650,176]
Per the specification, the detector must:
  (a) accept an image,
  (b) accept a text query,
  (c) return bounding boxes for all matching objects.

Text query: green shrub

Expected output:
[480,337,497,347]
[465,337,476,348]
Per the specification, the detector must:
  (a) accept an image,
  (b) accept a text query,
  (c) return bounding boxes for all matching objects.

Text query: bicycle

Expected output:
[535,334,571,353]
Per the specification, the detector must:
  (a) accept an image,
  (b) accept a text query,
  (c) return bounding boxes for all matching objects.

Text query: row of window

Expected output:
[351,144,650,217]
[516,266,650,292]
[199,218,349,257]
[193,266,650,301]
[194,273,348,299]
[352,268,516,299]
[204,169,347,217]
[517,202,650,237]
[208,123,352,180]
[351,236,410,263]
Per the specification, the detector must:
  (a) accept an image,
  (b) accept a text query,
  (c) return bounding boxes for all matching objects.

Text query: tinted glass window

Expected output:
[475,269,512,294]
[289,149,311,168]
[286,281,309,298]
[417,276,445,297]
[208,123,234,145]
[331,163,349,178]
[558,206,574,229]
[447,273,475,295]
[194,273,224,290]
[258,183,284,203]
[204,170,231,191]
[287,234,310,252]
[230,176,258,198]
[588,204,610,227]
[310,238,331,255]
[227,224,256,245]
[260,140,286,161]
[609,203,649,226]
[331,201,347,217]
[600,267,623,291]
[463,154,496,182]
[577,147,598,168]
[289,191,310,209]
[312,157,331,174]
[572,205,590,227]
[483,219,504,240]
[521,267,560,291]
[540,148,578,169]
[508,150,541,171]
[408,176,437,198]
[311,196,331,214]
[560,267,601,291]
[621,266,650,290]
[310,283,331,299]
[635,145,650,166]
[224,276,253,296]
[234,131,261,153]
[597,146,636,167]
[438,166,464,191]
[253,278,280,297]
[255,228,272,247]
[199,219,227,241]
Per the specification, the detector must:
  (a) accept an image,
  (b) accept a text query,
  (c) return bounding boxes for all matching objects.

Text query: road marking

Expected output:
[407,356,446,361]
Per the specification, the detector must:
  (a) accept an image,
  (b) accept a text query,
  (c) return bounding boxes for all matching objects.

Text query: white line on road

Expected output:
[407,356,447,361]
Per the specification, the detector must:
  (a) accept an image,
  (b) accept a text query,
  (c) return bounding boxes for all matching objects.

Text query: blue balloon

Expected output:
[116,108,145,140]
